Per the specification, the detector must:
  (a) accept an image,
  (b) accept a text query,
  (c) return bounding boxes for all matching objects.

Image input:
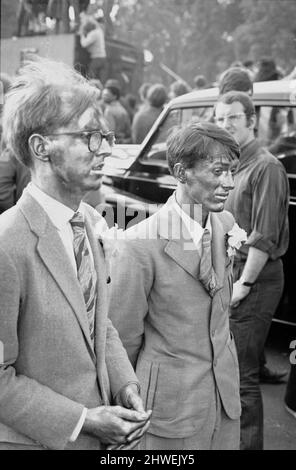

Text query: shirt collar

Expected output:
[240,138,260,165]
[173,192,212,239]
[26,182,84,230]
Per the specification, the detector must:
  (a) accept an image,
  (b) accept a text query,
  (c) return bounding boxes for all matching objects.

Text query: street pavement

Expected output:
[263,323,296,450]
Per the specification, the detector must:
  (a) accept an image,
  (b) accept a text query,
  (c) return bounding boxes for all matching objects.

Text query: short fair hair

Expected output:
[2,57,102,167]
[166,121,240,175]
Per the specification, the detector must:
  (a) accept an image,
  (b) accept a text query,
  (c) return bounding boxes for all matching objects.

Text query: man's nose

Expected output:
[96,138,112,157]
[221,117,231,130]
[222,171,235,189]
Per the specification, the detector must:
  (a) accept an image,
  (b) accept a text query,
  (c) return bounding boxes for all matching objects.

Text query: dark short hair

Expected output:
[170,80,191,97]
[243,60,254,69]
[255,57,281,82]
[104,79,121,99]
[215,90,256,123]
[82,19,97,35]
[219,67,253,95]
[194,75,207,88]
[166,121,240,175]
[147,84,167,108]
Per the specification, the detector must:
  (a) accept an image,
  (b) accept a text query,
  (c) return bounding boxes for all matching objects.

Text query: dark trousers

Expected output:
[88,57,106,83]
[230,259,284,450]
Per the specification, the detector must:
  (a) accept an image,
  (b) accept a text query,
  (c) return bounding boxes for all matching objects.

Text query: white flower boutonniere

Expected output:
[225,223,247,257]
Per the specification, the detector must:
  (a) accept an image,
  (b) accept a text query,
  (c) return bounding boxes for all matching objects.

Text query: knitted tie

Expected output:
[70,212,97,343]
[199,229,218,298]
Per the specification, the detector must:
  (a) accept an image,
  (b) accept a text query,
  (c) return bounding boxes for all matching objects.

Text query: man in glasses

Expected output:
[217,66,288,387]
[0,57,151,450]
[215,91,289,450]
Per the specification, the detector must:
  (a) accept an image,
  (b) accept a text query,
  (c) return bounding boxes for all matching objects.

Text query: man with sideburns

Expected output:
[109,122,243,450]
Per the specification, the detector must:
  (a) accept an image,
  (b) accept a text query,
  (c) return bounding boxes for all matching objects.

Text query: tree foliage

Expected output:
[1,0,296,85]
[113,0,296,85]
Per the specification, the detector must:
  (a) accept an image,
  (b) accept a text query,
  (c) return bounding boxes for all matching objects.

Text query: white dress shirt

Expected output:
[27,183,90,442]
[173,194,212,254]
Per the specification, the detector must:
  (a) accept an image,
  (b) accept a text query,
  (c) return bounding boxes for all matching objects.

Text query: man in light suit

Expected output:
[0,57,151,450]
[109,122,242,450]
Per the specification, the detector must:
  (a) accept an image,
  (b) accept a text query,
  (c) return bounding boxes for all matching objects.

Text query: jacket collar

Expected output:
[18,190,98,362]
[157,195,227,289]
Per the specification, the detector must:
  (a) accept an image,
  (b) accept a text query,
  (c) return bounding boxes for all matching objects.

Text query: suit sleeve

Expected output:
[104,317,140,399]
[0,248,85,450]
[108,238,153,368]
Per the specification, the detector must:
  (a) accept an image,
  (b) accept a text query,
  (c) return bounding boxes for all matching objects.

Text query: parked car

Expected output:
[101,80,296,326]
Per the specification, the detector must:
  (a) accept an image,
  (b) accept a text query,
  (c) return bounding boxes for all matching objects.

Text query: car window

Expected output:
[182,106,214,124]
[257,105,296,200]
[153,109,181,145]
[257,105,296,149]
[141,106,213,164]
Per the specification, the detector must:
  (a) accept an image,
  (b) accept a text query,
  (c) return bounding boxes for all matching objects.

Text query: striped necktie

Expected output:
[199,228,218,298]
[70,211,97,344]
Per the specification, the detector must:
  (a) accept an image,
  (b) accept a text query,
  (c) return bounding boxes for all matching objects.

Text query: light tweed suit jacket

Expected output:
[109,195,241,439]
[0,189,138,450]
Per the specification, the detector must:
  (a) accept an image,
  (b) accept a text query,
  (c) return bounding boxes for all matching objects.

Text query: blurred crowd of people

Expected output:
[14,0,91,37]
[1,54,296,205]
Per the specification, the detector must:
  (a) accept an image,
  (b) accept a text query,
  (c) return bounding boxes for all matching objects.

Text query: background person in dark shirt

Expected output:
[102,79,131,144]
[132,84,167,144]
[217,66,287,386]
[215,91,290,450]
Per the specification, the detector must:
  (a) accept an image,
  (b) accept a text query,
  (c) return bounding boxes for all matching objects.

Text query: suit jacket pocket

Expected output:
[136,358,181,421]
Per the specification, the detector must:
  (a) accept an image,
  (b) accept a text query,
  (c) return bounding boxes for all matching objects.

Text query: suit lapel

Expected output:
[18,191,96,358]
[157,197,201,279]
[84,211,111,403]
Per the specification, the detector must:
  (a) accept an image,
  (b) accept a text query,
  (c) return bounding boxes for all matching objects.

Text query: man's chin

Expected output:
[209,202,225,212]
[88,177,103,190]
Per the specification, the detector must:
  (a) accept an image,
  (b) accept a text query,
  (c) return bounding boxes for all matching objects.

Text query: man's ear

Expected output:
[248,113,257,130]
[173,163,187,183]
[28,134,50,162]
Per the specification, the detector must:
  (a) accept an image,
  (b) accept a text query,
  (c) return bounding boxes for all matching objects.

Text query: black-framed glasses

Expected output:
[43,129,115,152]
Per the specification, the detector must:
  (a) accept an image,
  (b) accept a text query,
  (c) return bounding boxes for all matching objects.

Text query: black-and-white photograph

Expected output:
[0,0,296,454]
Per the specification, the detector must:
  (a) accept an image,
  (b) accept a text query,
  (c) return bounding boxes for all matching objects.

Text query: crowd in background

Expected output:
[1,54,296,204]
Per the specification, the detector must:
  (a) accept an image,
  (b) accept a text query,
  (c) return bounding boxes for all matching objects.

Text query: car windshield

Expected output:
[141,106,214,163]
[140,103,296,168]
